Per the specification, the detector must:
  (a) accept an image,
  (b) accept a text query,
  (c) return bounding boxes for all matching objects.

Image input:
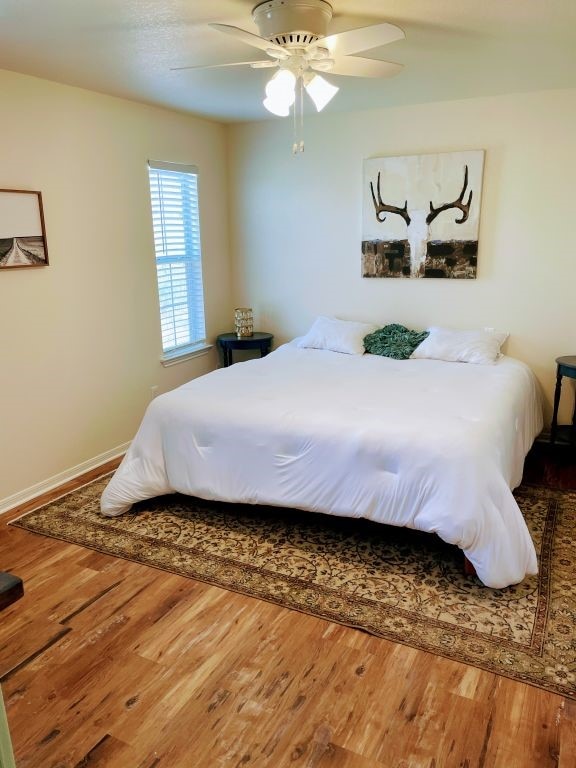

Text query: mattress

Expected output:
[101,342,543,588]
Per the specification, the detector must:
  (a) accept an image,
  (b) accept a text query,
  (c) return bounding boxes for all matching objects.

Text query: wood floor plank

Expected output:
[0,618,71,680]
[70,734,141,768]
[559,699,576,768]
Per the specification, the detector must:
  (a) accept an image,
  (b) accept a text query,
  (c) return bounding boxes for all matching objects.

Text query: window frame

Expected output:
[147,160,212,366]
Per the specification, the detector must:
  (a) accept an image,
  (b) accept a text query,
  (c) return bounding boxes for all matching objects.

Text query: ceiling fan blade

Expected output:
[171,60,275,72]
[315,22,405,57]
[209,23,287,56]
[315,57,403,78]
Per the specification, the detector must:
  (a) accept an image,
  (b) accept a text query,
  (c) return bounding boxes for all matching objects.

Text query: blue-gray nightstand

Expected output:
[550,356,576,445]
[217,332,273,367]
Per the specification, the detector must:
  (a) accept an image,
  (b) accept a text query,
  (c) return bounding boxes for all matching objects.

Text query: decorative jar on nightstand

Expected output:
[234,307,254,338]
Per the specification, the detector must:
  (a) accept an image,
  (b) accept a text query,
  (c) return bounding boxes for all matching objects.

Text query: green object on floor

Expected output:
[0,685,16,768]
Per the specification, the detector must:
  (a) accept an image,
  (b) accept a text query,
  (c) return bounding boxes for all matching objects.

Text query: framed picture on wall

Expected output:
[362,150,484,279]
[0,189,49,269]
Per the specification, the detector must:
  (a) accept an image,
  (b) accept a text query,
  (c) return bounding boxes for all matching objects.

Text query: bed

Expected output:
[101,340,543,588]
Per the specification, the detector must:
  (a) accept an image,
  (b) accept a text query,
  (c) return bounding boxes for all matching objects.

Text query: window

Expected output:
[147,161,207,363]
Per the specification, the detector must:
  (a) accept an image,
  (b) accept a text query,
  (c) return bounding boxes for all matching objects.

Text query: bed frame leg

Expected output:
[463,556,477,577]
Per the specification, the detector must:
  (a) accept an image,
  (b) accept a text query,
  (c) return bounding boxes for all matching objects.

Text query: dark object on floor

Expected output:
[0,571,23,768]
[0,572,23,612]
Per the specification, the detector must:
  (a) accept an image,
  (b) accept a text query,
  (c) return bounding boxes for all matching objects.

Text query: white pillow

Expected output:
[410,327,509,365]
[297,316,377,355]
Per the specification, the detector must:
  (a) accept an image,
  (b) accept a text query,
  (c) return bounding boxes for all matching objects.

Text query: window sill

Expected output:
[160,343,214,367]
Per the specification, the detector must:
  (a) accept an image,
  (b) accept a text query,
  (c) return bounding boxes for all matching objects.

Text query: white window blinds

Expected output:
[148,161,206,355]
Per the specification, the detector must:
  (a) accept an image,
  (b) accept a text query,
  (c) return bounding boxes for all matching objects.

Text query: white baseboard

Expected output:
[0,442,130,516]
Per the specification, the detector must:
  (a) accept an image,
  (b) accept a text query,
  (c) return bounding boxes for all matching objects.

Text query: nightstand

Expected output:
[550,356,576,445]
[217,332,274,367]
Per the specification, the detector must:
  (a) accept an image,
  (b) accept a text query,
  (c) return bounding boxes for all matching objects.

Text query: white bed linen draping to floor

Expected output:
[101,343,543,588]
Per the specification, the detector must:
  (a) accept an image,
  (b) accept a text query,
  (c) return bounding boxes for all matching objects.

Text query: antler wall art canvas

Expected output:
[362,150,484,279]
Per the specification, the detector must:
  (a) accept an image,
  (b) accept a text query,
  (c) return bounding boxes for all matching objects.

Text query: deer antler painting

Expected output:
[362,150,484,278]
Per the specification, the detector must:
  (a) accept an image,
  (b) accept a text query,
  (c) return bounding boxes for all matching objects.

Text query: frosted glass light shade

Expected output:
[265,69,296,103]
[304,74,339,111]
[263,70,296,116]
[263,96,291,116]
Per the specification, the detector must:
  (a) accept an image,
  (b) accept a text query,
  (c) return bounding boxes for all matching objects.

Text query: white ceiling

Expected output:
[0,0,574,122]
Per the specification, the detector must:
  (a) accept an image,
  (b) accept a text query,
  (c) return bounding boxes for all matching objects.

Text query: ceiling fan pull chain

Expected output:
[292,83,297,153]
[292,76,304,155]
[299,76,305,152]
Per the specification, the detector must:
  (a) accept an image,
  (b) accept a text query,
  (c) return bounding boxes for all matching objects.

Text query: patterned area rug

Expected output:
[11,478,576,699]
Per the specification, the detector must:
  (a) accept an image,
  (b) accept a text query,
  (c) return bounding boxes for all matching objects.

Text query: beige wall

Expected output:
[228,88,576,424]
[0,70,232,502]
[2,76,575,504]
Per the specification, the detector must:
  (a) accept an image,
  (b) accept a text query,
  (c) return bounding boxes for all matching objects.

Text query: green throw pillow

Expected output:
[363,324,429,360]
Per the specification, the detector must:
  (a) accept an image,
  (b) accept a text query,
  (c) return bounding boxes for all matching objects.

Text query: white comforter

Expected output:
[101,343,543,588]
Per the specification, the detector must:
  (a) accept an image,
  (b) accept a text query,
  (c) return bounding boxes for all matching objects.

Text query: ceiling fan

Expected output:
[175,0,405,122]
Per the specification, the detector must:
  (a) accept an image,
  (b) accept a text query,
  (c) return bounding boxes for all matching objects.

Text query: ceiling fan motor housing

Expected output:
[252,0,333,45]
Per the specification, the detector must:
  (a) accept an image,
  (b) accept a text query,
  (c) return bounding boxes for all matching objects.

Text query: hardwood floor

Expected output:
[1,451,575,767]
[522,440,576,491]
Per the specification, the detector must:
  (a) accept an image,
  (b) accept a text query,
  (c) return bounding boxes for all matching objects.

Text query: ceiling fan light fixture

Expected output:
[263,95,291,116]
[197,1,405,147]
[304,73,339,111]
[263,69,296,115]
[265,68,296,102]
